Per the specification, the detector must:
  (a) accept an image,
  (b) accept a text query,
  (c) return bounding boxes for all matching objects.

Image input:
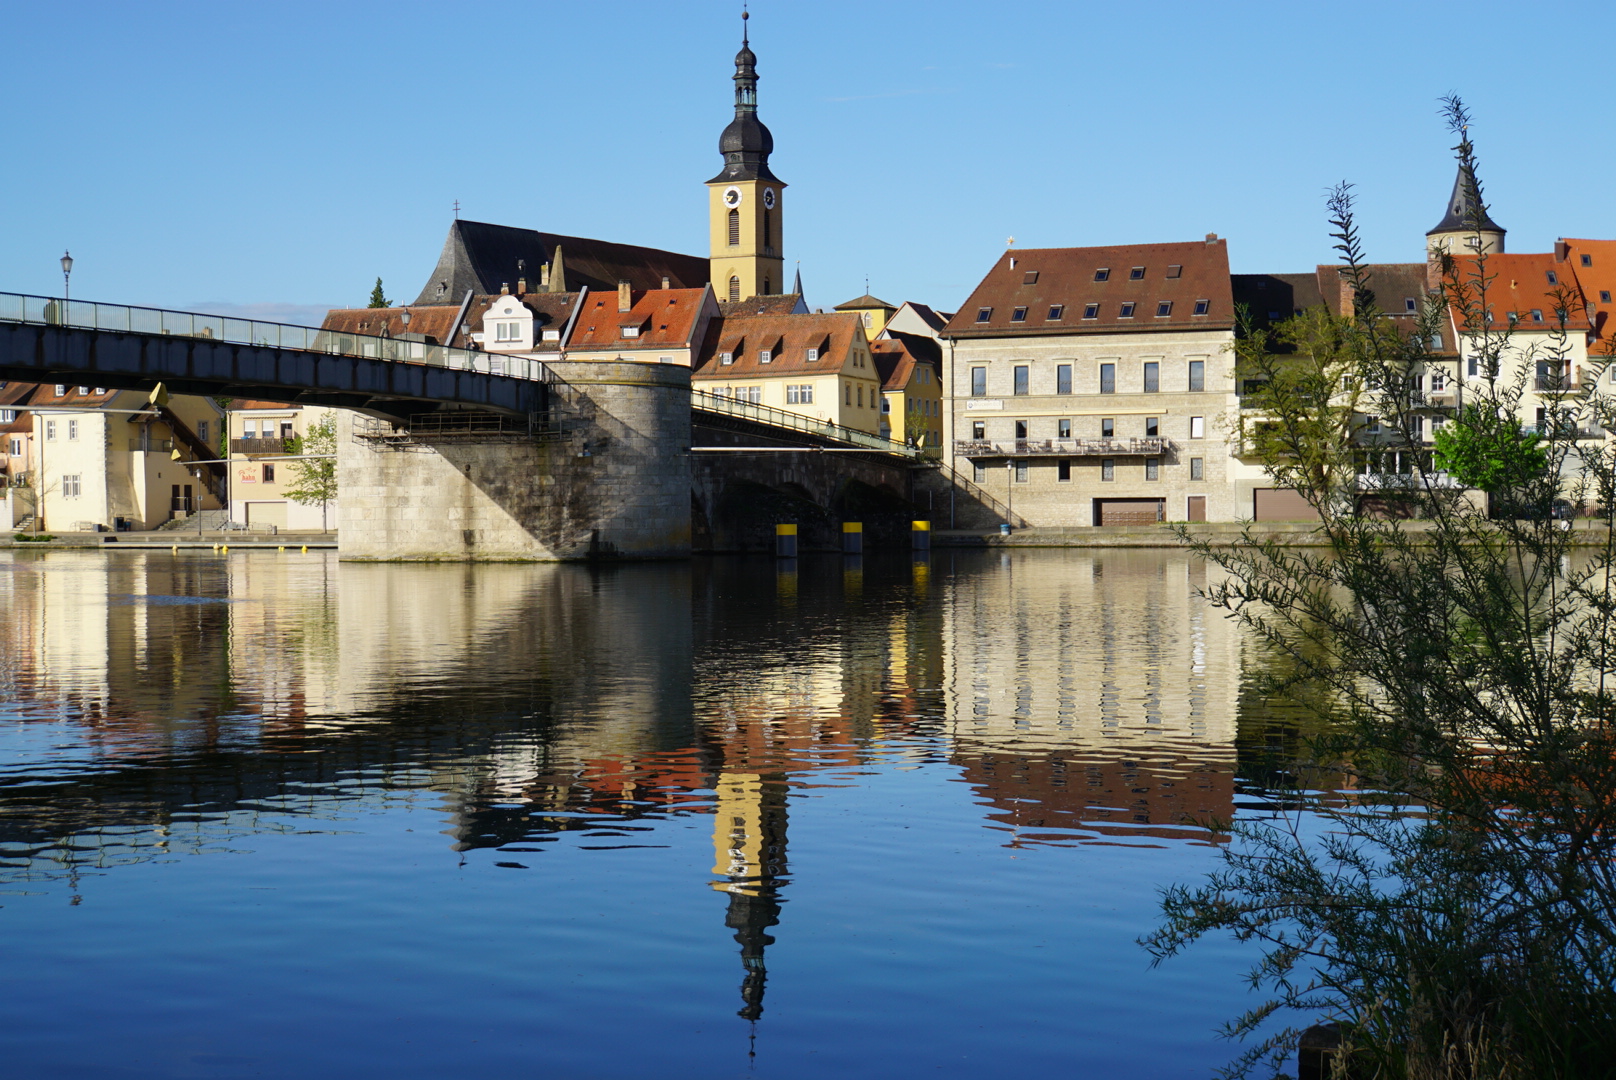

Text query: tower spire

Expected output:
[709,8,776,183]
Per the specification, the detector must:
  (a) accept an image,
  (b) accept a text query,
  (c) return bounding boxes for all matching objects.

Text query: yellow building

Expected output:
[691,312,883,434]
[872,332,944,454]
[833,293,898,339]
[227,401,338,532]
[706,14,786,303]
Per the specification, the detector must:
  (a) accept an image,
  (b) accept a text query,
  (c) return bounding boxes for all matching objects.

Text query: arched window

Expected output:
[727,208,740,247]
[728,276,741,302]
[763,277,771,295]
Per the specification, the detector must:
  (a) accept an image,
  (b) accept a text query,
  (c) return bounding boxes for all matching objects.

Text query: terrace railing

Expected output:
[954,437,1171,458]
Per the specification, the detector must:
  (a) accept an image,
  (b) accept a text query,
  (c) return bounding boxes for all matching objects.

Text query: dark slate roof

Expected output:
[1230,272,1328,336]
[413,220,707,306]
[943,240,1236,338]
[718,293,807,317]
[1428,164,1505,237]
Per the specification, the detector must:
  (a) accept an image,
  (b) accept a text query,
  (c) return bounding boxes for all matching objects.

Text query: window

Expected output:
[1014,462,1028,483]
[1014,420,1028,440]
[738,386,762,404]
[1166,264,1182,278]
[1047,305,1064,321]
[1547,271,1559,285]
[1145,417,1159,437]
[262,463,276,482]
[45,420,56,441]
[1188,359,1205,392]
[1094,268,1110,282]
[845,384,852,405]
[495,321,521,341]
[1145,458,1159,481]
[8,437,20,457]
[77,386,88,395]
[67,419,78,441]
[1129,267,1146,280]
[1467,356,1480,377]
[728,276,740,302]
[1405,298,1418,313]
[1010,307,1027,322]
[1119,302,1136,318]
[0,409,11,423]
[1057,459,1071,482]
[759,349,772,364]
[727,208,740,246]
[1057,418,1071,438]
[857,386,864,407]
[1023,270,1039,285]
[1190,457,1204,481]
[971,421,985,439]
[197,421,209,444]
[280,421,293,439]
[1099,363,1115,394]
[882,398,891,414]
[1603,291,1613,304]
[54,384,65,397]
[1056,364,1072,394]
[1430,370,1446,392]
[1366,415,1381,433]
[976,307,993,323]
[1013,365,1029,395]
[973,461,986,483]
[1101,458,1115,481]
[719,351,734,365]
[93,388,104,395]
[1083,304,1099,319]
[861,312,872,328]
[62,474,81,498]
[786,384,813,404]
[1101,417,1114,438]
[1582,254,1593,268]
[1189,415,1205,439]
[806,347,820,362]
[970,367,987,396]
[1530,309,1544,323]
[1192,299,1210,316]
[1143,361,1159,393]
[1156,302,1172,317]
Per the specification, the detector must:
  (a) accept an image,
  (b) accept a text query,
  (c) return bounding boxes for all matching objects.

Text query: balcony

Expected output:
[955,437,1170,458]
[1534,377,1583,392]
[1522,424,1605,441]
[232,436,292,455]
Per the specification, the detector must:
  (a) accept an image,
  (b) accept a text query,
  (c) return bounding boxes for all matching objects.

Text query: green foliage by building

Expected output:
[283,413,338,531]
[367,278,389,308]
[1432,403,1546,493]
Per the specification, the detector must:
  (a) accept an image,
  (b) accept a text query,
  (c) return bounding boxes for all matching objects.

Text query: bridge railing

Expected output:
[691,388,917,455]
[0,292,549,381]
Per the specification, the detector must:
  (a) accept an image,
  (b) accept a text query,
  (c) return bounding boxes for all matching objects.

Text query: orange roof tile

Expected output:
[1447,252,1591,332]
[691,312,865,379]
[567,288,710,350]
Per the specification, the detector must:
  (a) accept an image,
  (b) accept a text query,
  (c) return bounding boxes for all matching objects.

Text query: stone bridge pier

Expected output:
[339,360,692,560]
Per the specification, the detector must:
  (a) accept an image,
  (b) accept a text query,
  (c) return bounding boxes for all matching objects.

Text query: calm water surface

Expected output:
[0,548,1298,1079]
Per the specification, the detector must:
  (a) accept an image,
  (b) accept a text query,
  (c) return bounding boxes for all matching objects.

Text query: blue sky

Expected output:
[5,0,1614,325]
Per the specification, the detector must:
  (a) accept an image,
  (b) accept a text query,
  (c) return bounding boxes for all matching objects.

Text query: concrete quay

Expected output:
[934,520,1614,548]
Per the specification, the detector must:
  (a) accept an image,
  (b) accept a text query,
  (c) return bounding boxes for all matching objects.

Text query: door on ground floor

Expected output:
[1186,496,1206,523]
[1252,487,1321,522]
[170,483,194,517]
[246,501,290,529]
[1094,498,1166,526]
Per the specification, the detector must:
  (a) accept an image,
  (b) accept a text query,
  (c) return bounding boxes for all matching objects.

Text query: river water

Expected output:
[0,548,1297,1078]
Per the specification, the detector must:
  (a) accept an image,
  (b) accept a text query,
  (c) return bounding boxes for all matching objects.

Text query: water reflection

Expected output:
[0,547,1251,1031]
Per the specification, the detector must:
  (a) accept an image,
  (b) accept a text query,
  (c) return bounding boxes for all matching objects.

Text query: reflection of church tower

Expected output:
[1426,161,1506,258]
[711,770,790,1020]
[707,10,786,303]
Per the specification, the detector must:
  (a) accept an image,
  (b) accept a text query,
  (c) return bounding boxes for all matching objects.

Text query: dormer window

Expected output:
[1405,298,1418,312]
[1602,291,1613,304]
[759,349,773,364]
[1047,305,1064,320]
[1082,304,1099,319]
[1547,271,1559,285]
[1129,267,1146,280]
[720,351,734,365]
[1093,268,1110,282]
[1192,300,1210,316]
[1010,307,1027,322]
[976,307,993,322]
[1530,309,1544,323]
[1155,302,1172,317]
[620,325,641,338]
[1582,254,1593,267]
[1119,302,1136,318]
[1166,264,1182,279]
[1022,270,1039,285]
[806,347,820,362]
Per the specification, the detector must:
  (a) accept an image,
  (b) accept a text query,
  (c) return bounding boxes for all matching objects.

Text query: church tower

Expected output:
[1426,161,1506,258]
[707,11,785,302]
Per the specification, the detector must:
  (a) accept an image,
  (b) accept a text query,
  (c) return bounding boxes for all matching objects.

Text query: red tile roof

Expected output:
[322,293,582,349]
[871,332,941,392]
[1447,252,1592,332]
[1564,239,1616,350]
[944,239,1236,338]
[691,312,865,379]
[567,288,710,350]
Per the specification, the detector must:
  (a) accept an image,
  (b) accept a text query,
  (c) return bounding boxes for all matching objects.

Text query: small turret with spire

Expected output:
[1426,159,1506,258]
[709,8,778,184]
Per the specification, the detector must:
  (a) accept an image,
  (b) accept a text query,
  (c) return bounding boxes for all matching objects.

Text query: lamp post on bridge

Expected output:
[60,251,73,305]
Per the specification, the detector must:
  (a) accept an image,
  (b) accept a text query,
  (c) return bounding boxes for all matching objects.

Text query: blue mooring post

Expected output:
[911,520,931,551]
[842,521,863,554]
[775,523,798,558]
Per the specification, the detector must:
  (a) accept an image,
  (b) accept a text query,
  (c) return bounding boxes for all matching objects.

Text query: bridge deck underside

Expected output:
[0,322,542,422]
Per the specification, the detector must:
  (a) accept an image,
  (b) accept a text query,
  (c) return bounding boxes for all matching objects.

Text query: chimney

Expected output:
[618,280,632,313]
[661,275,670,290]
[1554,240,1569,263]
[501,282,510,295]
[1205,232,1218,244]
[540,263,550,290]
[517,277,527,295]
[517,260,526,294]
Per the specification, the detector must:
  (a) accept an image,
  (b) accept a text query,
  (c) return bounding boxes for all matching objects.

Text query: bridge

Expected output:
[0,292,544,423]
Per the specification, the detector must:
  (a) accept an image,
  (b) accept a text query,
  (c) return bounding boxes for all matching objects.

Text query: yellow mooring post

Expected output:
[221,545,228,554]
[842,521,863,554]
[775,523,798,558]
[171,545,178,554]
[300,545,308,554]
[911,519,931,551]
[277,546,285,552]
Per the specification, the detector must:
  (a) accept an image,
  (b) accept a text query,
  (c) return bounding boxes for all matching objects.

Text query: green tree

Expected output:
[367,278,389,308]
[1146,97,1616,1078]
[1433,403,1546,493]
[283,413,337,531]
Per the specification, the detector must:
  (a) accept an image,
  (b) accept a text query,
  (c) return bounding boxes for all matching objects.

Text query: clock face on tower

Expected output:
[723,187,742,208]
[762,188,776,209]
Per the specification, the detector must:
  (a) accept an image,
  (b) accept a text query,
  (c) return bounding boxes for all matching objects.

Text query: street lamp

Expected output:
[1006,457,1014,529]
[60,251,73,303]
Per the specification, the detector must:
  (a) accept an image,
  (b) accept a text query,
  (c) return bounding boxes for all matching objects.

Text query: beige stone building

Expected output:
[941,239,1245,526]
